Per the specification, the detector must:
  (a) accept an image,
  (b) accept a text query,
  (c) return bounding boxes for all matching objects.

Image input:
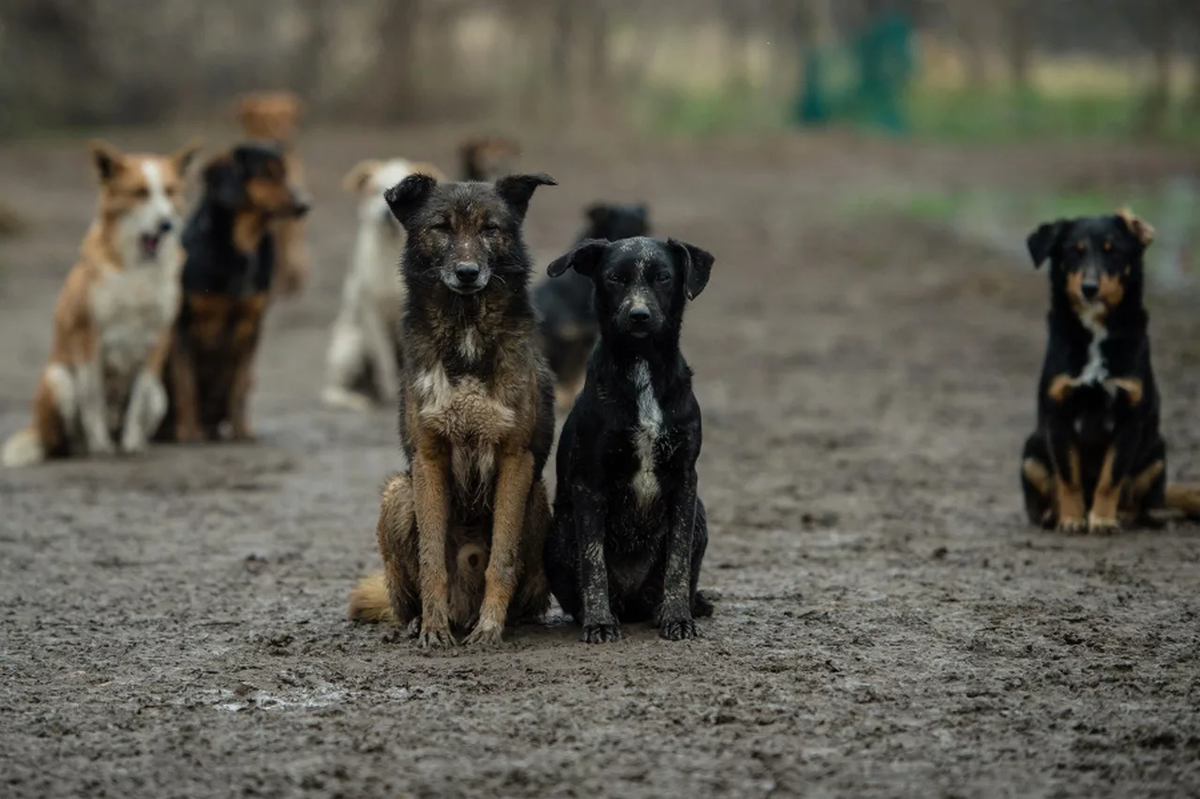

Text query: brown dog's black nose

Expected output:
[1081,281,1100,300]
[455,263,480,284]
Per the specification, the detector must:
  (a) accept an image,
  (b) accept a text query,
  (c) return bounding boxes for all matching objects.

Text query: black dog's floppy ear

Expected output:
[1026,219,1065,269]
[384,172,438,228]
[668,238,715,300]
[547,238,608,279]
[203,152,245,209]
[495,172,557,221]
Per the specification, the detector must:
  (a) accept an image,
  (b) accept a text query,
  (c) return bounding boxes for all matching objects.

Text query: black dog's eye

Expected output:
[605,272,623,285]
[654,271,671,284]
[481,221,501,234]
[430,221,453,233]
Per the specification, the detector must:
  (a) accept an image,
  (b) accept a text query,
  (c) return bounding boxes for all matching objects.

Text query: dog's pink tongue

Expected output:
[141,233,160,256]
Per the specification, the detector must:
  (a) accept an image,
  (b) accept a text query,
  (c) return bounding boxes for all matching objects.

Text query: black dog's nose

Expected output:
[1081,281,1100,300]
[157,219,174,234]
[455,263,480,284]
[629,306,651,323]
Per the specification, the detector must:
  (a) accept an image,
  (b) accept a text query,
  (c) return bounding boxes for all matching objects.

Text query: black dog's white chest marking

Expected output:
[631,360,662,509]
[1078,304,1109,385]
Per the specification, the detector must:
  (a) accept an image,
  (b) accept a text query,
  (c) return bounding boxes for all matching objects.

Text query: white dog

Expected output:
[322,158,445,411]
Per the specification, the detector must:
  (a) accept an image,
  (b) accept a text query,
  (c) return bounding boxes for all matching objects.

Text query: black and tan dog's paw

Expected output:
[581,623,622,644]
[1087,513,1121,534]
[1056,516,1088,534]
[659,617,698,642]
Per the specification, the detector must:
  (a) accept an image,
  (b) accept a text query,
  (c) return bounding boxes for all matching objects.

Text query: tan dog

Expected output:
[322,157,446,411]
[235,91,310,296]
[2,139,201,467]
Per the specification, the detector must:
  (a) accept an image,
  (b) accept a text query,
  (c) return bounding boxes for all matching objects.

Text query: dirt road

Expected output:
[1,129,1198,798]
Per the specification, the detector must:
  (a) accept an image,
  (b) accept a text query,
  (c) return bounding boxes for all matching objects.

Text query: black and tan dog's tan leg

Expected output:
[1090,427,1140,533]
[466,447,533,645]
[413,438,454,648]
[1021,434,1056,529]
[1049,433,1086,532]
[659,470,700,641]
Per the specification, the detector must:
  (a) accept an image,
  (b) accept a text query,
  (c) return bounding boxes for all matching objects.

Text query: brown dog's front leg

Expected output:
[228,347,257,441]
[413,438,454,648]
[659,469,699,641]
[169,337,204,444]
[466,447,533,645]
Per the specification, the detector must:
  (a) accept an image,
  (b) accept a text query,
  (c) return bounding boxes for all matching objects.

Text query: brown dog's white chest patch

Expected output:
[415,363,516,443]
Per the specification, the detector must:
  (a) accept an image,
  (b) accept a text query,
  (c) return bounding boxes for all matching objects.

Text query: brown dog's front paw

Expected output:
[417,624,455,650]
[1087,513,1121,534]
[464,618,505,646]
[1057,516,1087,533]
[659,617,698,641]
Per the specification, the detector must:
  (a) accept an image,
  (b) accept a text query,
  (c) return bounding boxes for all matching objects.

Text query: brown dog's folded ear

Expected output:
[495,173,557,221]
[384,172,438,227]
[172,139,204,177]
[668,238,715,300]
[1026,219,1065,269]
[88,140,124,183]
[1117,207,1155,247]
[547,238,608,279]
[203,152,246,209]
[342,159,384,194]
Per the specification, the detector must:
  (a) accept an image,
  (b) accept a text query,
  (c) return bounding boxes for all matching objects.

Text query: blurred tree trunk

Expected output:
[1134,0,1175,139]
[1004,0,1033,92]
[293,0,333,100]
[375,0,425,121]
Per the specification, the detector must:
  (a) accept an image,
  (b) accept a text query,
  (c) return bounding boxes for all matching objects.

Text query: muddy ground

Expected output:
[1,128,1199,799]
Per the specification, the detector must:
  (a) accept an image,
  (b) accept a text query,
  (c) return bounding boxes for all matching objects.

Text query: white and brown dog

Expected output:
[321,158,445,411]
[2,139,201,467]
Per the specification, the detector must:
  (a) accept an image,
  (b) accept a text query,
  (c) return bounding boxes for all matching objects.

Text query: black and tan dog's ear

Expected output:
[203,153,245,209]
[172,138,204,178]
[1026,219,1065,269]
[547,238,608,279]
[495,172,557,221]
[342,159,383,194]
[88,140,124,183]
[668,238,715,300]
[1117,207,1155,247]
[384,172,438,227]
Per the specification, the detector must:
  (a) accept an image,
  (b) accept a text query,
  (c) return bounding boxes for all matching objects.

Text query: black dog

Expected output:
[1020,209,1200,532]
[543,235,715,642]
[157,142,309,443]
[533,203,651,411]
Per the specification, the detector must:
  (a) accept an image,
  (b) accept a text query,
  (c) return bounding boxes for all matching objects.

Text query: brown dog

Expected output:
[3,139,201,467]
[156,143,309,443]
[458,136,520,182]
[347,172,557,647]
[235,91,311,296]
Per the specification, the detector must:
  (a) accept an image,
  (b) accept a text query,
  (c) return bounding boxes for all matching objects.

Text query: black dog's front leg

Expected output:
[573,483,619,643]
[659,469,699,641]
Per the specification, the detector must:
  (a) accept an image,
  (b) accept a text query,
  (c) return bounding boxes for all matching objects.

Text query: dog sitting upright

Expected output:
[236,91,311,296]
[543,236,716,642]
[157,143,309,443]
[533,203,651,412]
[322,157,446,411]
[347,172,558,647]
[2,139,201,467]
[1020,210,1200,531]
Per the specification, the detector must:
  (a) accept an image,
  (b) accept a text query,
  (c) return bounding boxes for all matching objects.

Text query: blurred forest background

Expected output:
[2,0,1200,144]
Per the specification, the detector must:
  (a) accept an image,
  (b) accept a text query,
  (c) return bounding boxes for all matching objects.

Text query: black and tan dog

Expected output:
[533,203,651,411]
[543,236,715,643]
[347,171,558,648]
[1020,209,1200,532]
[156,143,309,443]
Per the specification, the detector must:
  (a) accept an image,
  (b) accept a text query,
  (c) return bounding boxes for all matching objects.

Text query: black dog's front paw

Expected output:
[581,622,622,644]
[659,617,698,641]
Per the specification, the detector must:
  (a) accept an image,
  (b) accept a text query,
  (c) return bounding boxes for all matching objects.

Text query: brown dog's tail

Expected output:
[1165,485,1200,518]
[347,572,394,623]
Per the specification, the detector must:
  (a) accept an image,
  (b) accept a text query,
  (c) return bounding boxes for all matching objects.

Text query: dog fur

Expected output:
[543,235,716,642]
[322,158,446,411]
[1020,209,1200,532]
[2,139,201,468]
[533,202,651,412]
[156,143,309,443]
[458,136,519,182]
[347,171,558,647]
[236,91,311,296]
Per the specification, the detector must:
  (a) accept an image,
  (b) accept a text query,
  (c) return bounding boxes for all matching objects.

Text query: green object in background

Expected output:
[792,12,914,135]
